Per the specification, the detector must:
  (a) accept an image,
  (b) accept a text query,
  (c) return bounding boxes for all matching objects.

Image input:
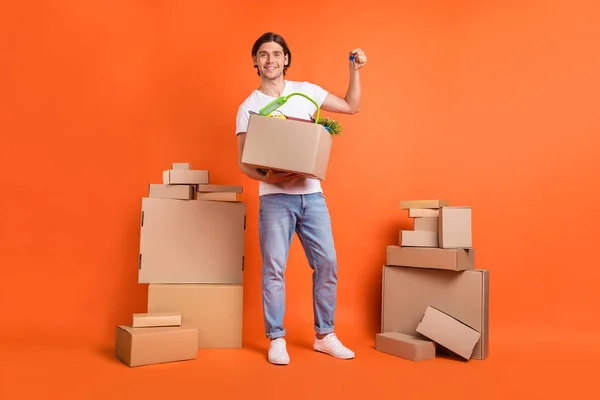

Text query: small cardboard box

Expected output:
[416,306,481,360]
[114,325,198,367]
[409,208,439,218]
[172,162,191,170]
[386,246,474,271]
[132,312,182,328]
[400,200,449,209]
[148,283,243,349]
[241,114,332,180]
[196,184,243,193]
[400,230,438,247]
[195,192,242,202]
[148,184,195,200]
[162,169,209,185]
[439,206,472,248]
[414,217,438,231]
[375,332,436,361]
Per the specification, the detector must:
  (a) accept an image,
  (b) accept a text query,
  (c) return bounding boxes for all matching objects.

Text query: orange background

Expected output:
[1,0,598,397]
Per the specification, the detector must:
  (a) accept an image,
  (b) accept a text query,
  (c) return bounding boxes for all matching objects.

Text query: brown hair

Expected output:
[251,32,292,76]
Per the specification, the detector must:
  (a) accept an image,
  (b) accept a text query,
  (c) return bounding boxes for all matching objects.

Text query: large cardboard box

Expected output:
[241,114,332,180]
[138,198,246,284]
[148,284,243,349]
[386,246,474,271]
[114,325,198,367]
[375,332,436,362]
[381,266,489,359]
[416,306,481,360]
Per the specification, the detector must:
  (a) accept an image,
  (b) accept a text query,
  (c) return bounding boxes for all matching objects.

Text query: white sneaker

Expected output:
[313,333,355,359]
[268,338,290,365]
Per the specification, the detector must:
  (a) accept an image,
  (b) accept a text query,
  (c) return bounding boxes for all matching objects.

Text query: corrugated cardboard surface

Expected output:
[138,198,246,284]
[416,306,481,360]
[386,246,474,271]
[241,114,332,180]
[381,266,489,359]
[439,206,472,248]
[132,312,182,327]
[114,325,198,367]
[375,332,436,361]
[148,284,243,349]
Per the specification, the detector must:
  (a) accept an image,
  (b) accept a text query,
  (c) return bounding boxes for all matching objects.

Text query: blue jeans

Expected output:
[258,192,338,339]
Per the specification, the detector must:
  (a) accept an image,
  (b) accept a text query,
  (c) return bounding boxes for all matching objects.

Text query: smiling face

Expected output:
[253,40,289,81]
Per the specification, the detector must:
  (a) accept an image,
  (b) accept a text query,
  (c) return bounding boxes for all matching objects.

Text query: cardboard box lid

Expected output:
[138,198,246,284]
[400,200,449,209]
[381,266,489,360]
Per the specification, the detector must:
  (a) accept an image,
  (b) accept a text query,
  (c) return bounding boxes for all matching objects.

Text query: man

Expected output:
[235,32,367,365]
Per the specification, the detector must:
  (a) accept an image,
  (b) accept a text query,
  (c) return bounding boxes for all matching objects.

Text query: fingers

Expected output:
[350,48,367,66]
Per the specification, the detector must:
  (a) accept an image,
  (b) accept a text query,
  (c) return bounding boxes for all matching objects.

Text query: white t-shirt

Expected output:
[235,80,329,197]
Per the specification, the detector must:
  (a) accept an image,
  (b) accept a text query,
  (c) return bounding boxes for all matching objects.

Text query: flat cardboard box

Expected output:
[148,284,243,349]
[172,162,191,170]
[241,113,332,181]
[386,246,474,271]
[162,169,209,185]
[375,332,436,361]
[148,184,195,200]
[409,208,439,218]
[416,306,481,360]
[114,325,198,367]
[400,230,438,247]
[414,217,438,231]
[138,198,246,284]
[196,184,243,193]
[132,312,182,327]
[400,200,449,209]
[381,266,489,359]
[439,206,472,248]
[196,192,242,202]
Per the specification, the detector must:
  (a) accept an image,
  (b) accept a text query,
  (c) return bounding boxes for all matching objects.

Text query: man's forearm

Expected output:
[344,70,362,113]
[239,162,267,182]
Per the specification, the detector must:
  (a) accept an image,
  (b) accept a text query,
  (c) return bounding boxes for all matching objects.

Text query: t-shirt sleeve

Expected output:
[310,82,329,107]
[235,105,249,135]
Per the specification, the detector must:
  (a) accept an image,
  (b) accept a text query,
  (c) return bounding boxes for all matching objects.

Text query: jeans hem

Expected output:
[315,326,335,335]
[266,329,287,339]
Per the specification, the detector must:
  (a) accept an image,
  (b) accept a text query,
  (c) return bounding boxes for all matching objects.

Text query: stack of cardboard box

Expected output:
[376,200,489,362]
[115,162,246,367]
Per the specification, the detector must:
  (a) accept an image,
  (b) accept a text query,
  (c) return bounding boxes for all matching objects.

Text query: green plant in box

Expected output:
[315,117,343,136]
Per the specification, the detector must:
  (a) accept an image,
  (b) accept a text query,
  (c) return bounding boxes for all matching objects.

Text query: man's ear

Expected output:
[284,55,288,66]
[253,55,257,67]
